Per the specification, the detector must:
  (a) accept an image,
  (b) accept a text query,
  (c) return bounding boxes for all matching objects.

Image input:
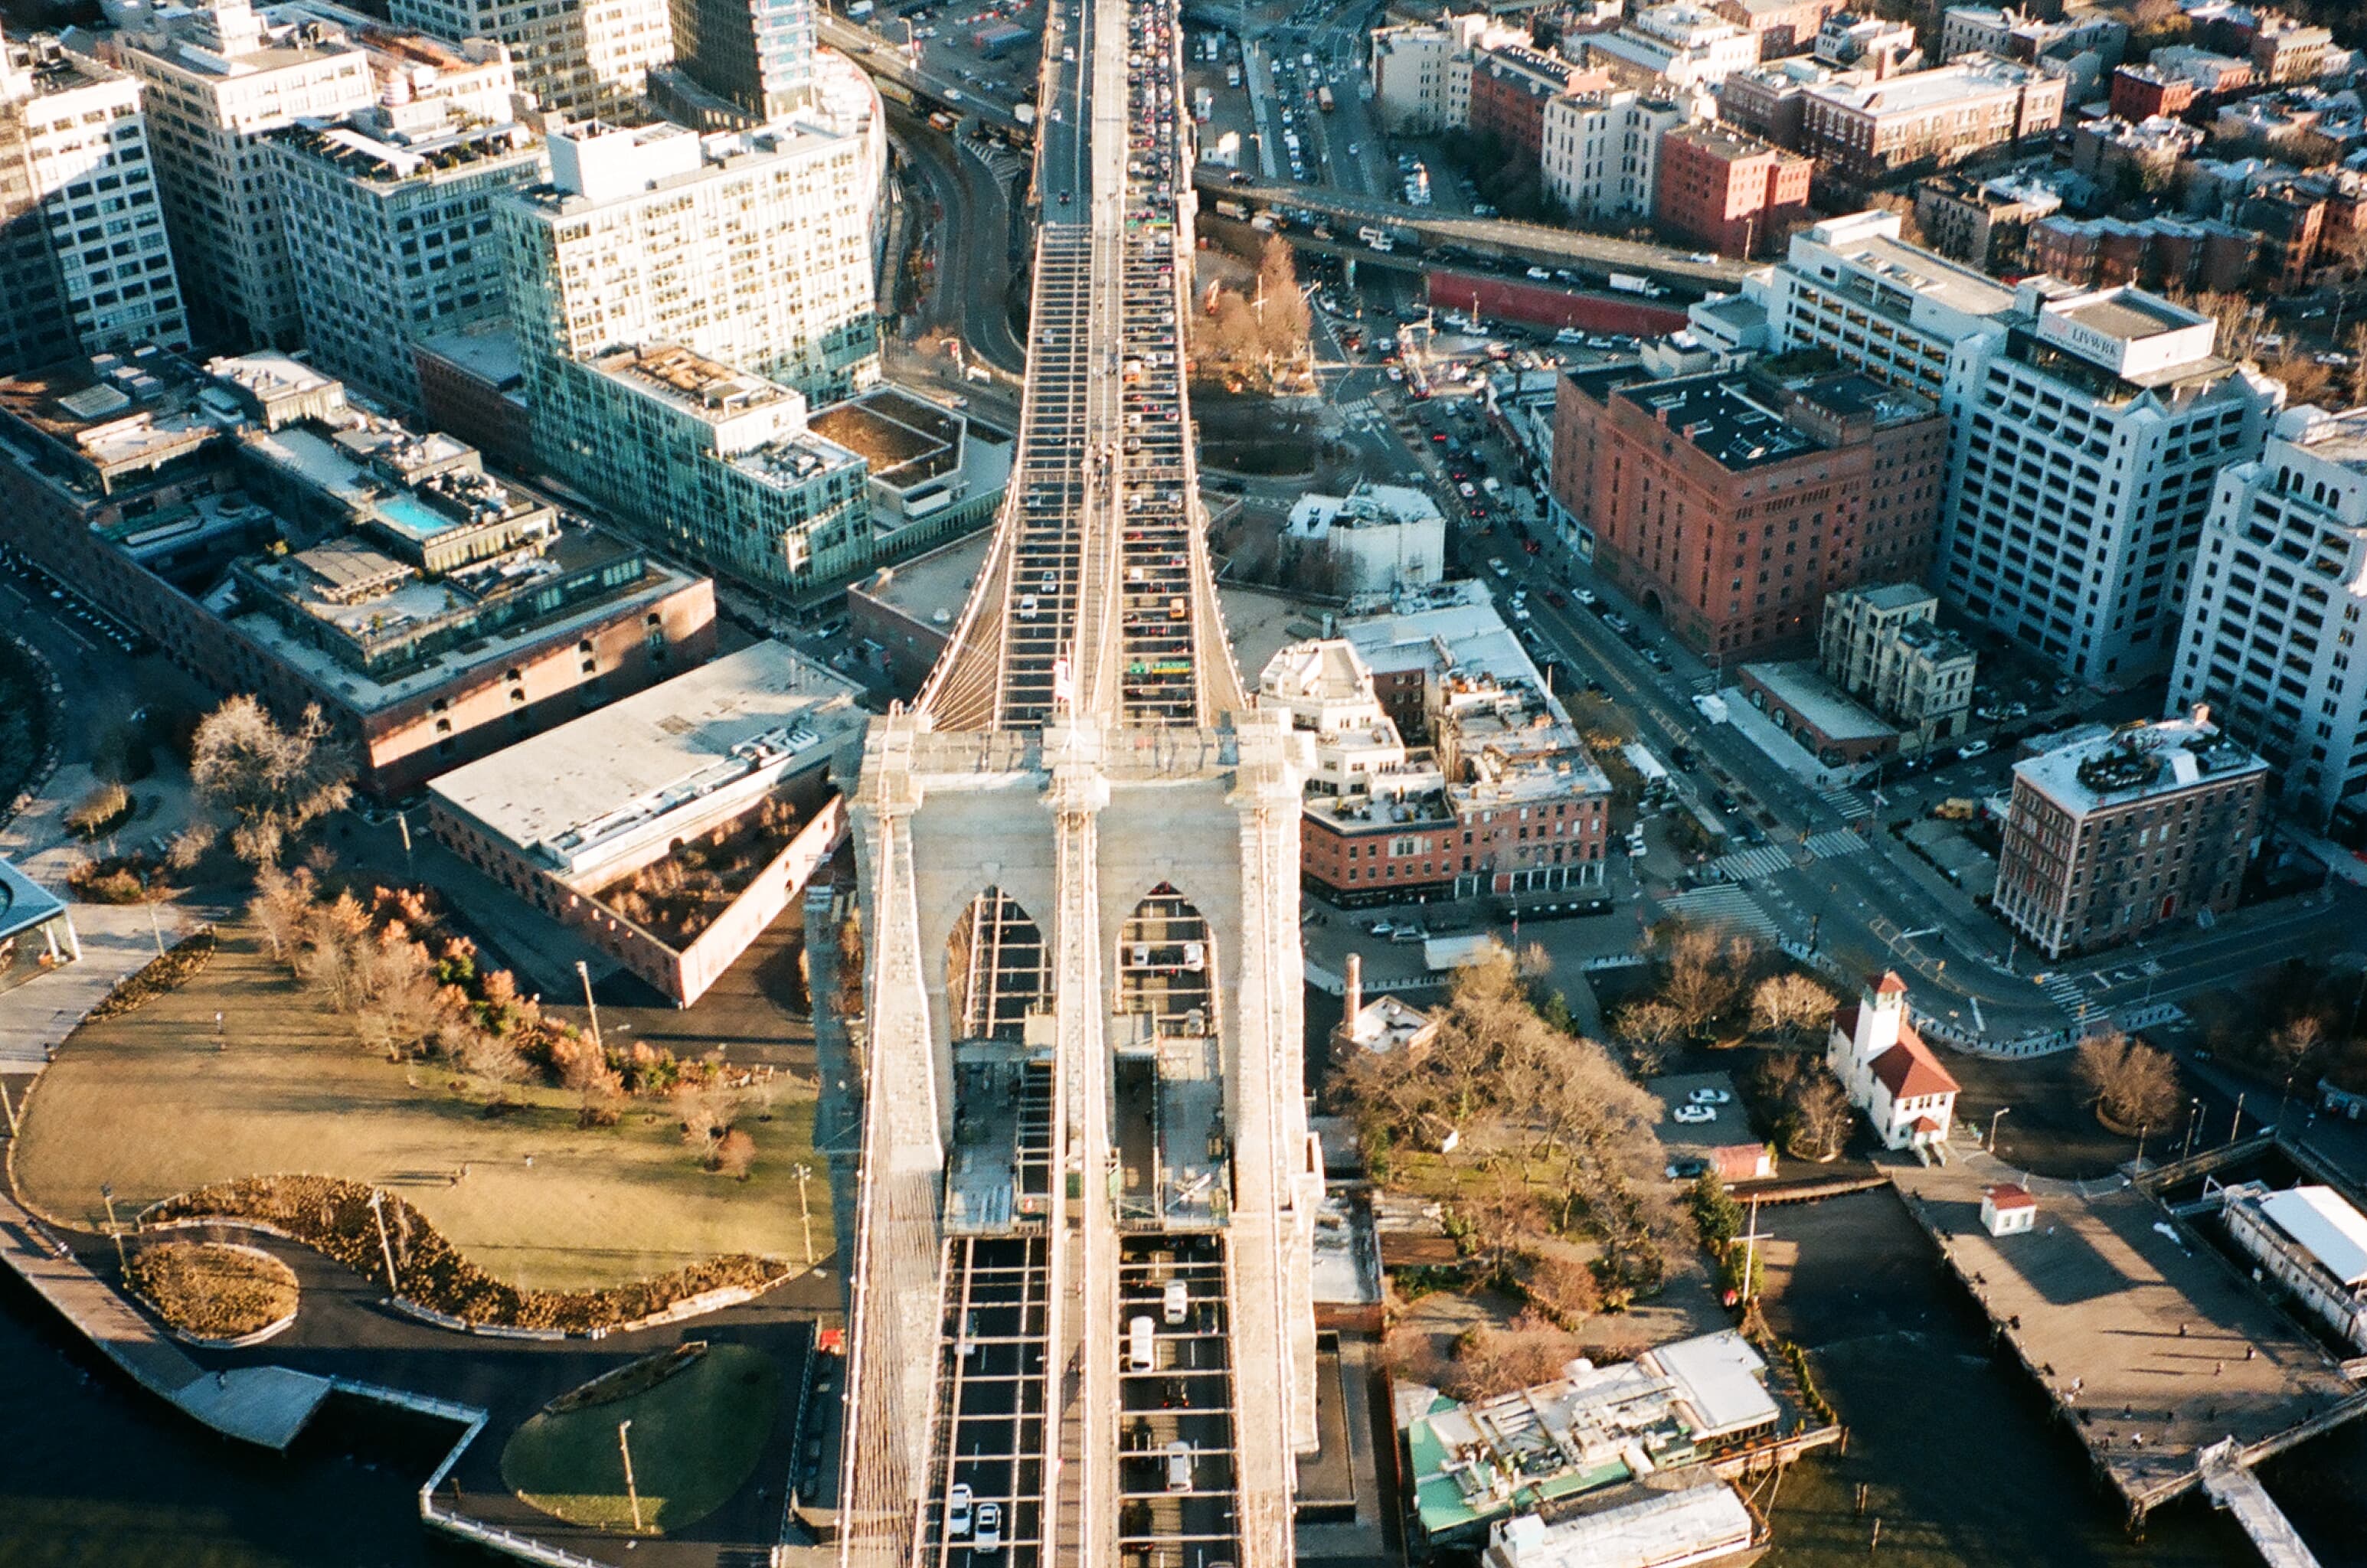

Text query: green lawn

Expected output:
[502,1344,780,1534]
[13,926,833,1290]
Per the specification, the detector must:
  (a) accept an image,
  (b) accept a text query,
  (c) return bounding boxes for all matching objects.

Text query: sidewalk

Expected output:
[0,759,206,1068]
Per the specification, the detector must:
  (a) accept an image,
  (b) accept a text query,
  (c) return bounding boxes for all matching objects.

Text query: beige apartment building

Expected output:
[1819,582,1975,751]
[1799,52,2064,179]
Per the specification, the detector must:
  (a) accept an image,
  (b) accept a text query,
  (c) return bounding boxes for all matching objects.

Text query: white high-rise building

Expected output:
[499,115,881,408]
[2171,405,2367,828]
[0,30,186,366]
[1764,209,2019,408]
[388,0,669,116]
[1368,11,1520,133]
[266,92,546,407]
[114,0,375,346]
[1937,284,2278,683]
[1767,211,2281,683]
[1539,84,1704,222]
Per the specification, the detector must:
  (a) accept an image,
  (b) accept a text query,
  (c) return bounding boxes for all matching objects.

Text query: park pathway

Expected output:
[0,1181,329,1448]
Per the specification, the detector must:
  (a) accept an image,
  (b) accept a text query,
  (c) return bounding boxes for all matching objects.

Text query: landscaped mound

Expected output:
[124,1240,297,1340]
[146,1174,786,1332]
[502,1342,780,1534]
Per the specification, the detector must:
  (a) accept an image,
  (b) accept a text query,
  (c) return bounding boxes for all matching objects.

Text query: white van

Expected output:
[1162,1279,1189,1325]
[1166,1439,1194,1492]
[1128,1315,1156,1370]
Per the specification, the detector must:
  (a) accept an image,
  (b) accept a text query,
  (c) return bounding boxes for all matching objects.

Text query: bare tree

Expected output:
[674,1076,742,1164]
[715,1127,757,1181]
[2076,1031,2181,1130]
[190,696,356,867]
[1751,972,1839,1040]
[1783,1066,1855,1161]
[247,865,319,962]
[165,821,219,872]
[63,781,130,838]
[1613,999,1685,1074]
[557,1035,625,1126]
[1660,924,1754,1038]
[461,1031,531,1104]
[2266,1014,2328,1077]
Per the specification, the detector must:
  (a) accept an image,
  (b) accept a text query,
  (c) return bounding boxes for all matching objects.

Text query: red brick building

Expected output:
[1469,44,1584,162]
[1711,0,1839,59]
[1551,364,1947,658]
[1653,122,1812,258]
[2107,65,2195,122]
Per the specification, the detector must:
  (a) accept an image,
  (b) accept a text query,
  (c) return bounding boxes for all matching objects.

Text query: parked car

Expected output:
[1672,1105,1717,1125]
[1958,738,1992,758]
[1666,1156,1711,1181]
[1689,1087,1732,1106]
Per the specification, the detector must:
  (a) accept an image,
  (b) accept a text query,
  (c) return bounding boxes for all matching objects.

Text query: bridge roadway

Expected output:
[837,0,1311,1562]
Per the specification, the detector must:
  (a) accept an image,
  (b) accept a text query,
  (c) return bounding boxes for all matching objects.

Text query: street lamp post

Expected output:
[101,1183,124,1270]
[793,1161,816,1265]
[2180,1096,2203,1162]
[2226,1092,2247,1148]
[1988,1106,2011,1156]
[576,960,603,1054]
[619,1419,644,1534]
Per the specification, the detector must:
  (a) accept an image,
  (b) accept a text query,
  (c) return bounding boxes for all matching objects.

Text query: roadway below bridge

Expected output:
[1192,170,1753,295]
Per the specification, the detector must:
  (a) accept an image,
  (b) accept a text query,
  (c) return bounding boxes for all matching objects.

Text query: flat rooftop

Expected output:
[2014,714,2267,816]
[1804,227,2020,322]
[2055,291,2198,344]
[1615,376,1820,471]
[416,325,525,390]
[592,343,796,418]
[1796,371,1934,425]
[1741,662,1894,743]
[1807,55,2036,116]
[428,640,864,854]
[0,857,69,944]
[810,388,962,488]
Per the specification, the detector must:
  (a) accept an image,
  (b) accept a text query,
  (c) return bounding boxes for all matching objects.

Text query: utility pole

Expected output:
[396,812,414,877]
[0,1075,16,1136]
[2181,1096,2203,1162]
[620,1419,644,1533]
[794,1161,816,1264]
[1988,1106,2011,1155]
[576,960,603,1053]
[2226,1093,2246,1148]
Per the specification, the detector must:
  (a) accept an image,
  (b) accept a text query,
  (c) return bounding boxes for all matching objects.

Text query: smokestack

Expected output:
[1345,951,1363,1030]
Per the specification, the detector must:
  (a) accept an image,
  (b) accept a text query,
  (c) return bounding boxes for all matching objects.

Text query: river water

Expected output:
[0,1273,461,1568]
[1755,1191,2367,1568]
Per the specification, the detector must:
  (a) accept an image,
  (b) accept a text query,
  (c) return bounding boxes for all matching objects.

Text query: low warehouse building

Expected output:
[427,641,868,1004]
[2223,1182,2367,1353]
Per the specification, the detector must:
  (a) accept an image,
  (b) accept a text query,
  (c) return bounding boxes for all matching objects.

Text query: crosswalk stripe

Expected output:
[1803,828,1865,859]
[1662,884,1781,943]
[1713,845,1793,882]
[1818,787,1874,822]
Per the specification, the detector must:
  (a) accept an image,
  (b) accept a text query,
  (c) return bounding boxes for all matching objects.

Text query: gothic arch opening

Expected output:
[945,886,1049,1042]
[1115,881,1214,1038]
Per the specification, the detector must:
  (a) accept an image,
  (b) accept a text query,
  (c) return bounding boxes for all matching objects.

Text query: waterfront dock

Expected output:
[1888,1145,2367,1530]
[0,1187,328,1450]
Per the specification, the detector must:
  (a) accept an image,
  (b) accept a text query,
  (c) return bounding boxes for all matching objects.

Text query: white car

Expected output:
[946,1484,975,1538]
[974,1502,1003,1554]
[1458,482,1477,498]
[1672,1104,1717,1124]
[1689,1088,1732,1106]
[1487,557,1510,577]
[1526,266,1551,280]
[1957,739,1992,758]
[1571,587,1598,606]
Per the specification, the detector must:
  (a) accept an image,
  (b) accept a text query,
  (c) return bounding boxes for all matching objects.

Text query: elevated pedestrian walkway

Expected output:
[2200,1438,2320,1568]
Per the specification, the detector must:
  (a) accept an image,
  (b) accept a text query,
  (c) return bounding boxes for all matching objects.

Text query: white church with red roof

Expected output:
[1826,971,1960,1154]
